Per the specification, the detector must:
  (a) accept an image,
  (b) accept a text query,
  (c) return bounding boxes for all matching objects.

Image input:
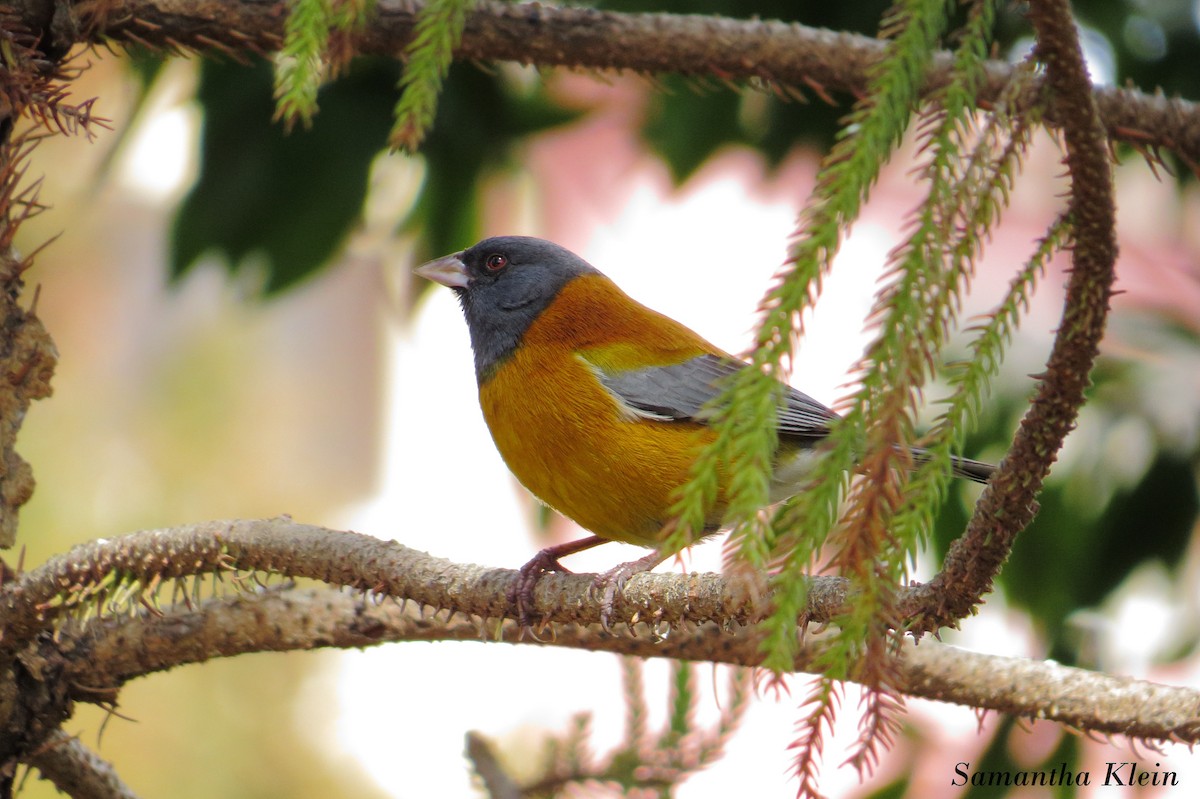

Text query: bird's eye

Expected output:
[485,253,508,272]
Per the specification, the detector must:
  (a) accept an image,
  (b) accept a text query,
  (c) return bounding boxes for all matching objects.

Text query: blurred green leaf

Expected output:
[936,384,1199,664]
[175,59,577,295]
[404,64,583,260]
[126,48,168,90]
[642,79,744,182]
[172,58,399,294]
[642,77,855,183]
[862,775,910,799]
[624,0,1200,184]
[172,0,1200,298]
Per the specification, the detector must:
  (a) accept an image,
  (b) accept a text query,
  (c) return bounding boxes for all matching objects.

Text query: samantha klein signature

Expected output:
[952,761,1179,788]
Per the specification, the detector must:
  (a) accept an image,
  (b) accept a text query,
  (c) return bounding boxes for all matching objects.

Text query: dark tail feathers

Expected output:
[910,448,995,484]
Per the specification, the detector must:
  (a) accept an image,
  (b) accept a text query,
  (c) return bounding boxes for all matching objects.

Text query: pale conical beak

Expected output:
[414,252,469,289]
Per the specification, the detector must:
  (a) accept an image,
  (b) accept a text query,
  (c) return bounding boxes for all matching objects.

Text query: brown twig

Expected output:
[24,730,141,799]
[903,0,1119,632]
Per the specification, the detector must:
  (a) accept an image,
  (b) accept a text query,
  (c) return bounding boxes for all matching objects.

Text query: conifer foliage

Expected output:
[0,0,1194,797]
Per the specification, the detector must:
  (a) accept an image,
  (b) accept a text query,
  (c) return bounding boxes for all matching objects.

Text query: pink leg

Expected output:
[511,535,610,628]
[594,550,669,632]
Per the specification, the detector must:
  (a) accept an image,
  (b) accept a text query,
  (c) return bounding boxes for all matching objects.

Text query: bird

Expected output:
[415,235,994,627]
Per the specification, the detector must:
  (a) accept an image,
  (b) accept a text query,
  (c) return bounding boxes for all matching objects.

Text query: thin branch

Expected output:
[903,0,1120,632]
[25,730,140,799]
[13,0,1197,170]
[59,582,1200,745]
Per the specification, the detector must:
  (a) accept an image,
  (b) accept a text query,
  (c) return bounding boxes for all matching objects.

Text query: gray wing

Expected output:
[593,353,839,443]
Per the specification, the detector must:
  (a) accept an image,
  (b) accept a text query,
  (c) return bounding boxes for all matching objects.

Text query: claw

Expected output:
[510,535,609,630]
[509,551,568,628]
[594,549,669,632]
[509,539,671,633]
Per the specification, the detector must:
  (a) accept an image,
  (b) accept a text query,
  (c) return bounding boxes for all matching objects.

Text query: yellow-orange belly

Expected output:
[474,273,739,546]
[479,345,720,547]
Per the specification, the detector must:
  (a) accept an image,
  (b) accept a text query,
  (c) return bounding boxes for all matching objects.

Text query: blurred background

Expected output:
[10,1,1200,796]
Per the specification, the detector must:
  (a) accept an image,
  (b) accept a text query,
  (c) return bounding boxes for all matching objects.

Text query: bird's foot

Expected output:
[593,550,668,632]
[509,549,574,633]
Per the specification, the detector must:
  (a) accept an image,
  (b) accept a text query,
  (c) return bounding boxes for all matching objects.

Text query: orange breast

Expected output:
[478,275,726,546]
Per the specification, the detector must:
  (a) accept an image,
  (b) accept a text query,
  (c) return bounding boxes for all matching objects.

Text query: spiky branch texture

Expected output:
[4,519,1198,746]
[6,0,1194,170]
[899,0,1118,633]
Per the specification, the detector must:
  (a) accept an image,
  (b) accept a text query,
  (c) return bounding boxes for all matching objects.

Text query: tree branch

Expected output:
[25,730,140,799]
[1,519,1196,745]
[9,0,1195,171]
[0,519,855,657]
[4,519,1197,776]
[903,0,1119,631]
[56,582,1200,745]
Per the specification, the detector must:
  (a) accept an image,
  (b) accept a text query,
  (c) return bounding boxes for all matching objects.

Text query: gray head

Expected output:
[415,236,601,381]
